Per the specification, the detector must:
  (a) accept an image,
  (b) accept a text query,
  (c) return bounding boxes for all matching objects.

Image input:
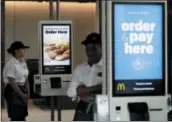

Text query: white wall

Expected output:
[5,1,96,67]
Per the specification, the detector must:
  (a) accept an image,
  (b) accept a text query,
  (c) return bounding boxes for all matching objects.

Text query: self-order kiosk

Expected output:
[96,0,168,121]
[36,21,73,96]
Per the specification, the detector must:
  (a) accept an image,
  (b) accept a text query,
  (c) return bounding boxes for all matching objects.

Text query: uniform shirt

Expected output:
[3,57,29,85]
[67,59,102,101]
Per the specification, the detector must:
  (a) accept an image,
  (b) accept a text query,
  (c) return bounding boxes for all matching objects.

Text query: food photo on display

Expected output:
[44,40,70,64]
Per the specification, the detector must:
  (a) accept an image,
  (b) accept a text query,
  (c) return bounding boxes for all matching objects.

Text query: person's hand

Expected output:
[76,97,81,103]
[77,85,90,97]
[21,94,28,103]
[27,92,30,99]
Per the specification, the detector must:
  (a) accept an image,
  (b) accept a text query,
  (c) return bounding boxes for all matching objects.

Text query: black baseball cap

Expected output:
[7,41,30,53]
[81,32,101,45]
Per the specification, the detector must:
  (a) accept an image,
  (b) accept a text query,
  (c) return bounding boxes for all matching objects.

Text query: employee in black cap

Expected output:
[67,32,102,121]
[3,41,30,121]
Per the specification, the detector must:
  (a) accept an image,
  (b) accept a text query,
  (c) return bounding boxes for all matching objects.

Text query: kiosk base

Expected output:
[40,75,70,96]
[109,97,167,121]
[128,102,149,121]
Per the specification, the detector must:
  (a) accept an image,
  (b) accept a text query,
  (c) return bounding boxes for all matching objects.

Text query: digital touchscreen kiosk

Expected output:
[112,3,165,96]
[41,24,71,74]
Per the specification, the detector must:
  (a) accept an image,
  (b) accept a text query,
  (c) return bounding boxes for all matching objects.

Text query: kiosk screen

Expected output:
[112,3,165,96]
[41,24,72,74]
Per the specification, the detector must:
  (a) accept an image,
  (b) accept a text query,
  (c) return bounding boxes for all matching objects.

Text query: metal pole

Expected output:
[49,0,54,20]
[57,96,61,121]
[51,96,55,121]
[56,1,61,121]
[56,0,60,20]
[105,0,108,95]
[1,0,5,109]
[49,0,55,121]
[101,0,107,95]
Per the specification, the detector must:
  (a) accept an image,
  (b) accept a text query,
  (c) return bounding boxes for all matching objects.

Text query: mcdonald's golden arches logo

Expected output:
[117,82,126,91]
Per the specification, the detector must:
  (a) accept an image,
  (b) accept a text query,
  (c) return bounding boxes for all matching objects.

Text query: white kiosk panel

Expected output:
[106,0,168,121]
[38,21,73,96]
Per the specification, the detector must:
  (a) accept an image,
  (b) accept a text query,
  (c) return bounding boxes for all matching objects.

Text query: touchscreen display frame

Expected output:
[41,24,72,75]
[112,2,166,97]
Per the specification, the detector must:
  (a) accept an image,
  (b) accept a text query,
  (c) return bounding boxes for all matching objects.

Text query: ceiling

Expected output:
[5,0,96,2]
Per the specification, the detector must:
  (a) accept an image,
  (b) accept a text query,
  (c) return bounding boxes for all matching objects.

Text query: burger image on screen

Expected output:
[44,40,70,61]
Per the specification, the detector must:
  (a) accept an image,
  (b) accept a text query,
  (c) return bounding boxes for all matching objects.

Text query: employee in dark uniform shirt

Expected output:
[67,32,102,121]
[3,41,30,121]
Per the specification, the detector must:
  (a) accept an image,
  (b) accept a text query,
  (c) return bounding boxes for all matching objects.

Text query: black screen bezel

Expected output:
[112,2,166,97]
[41,24,72,75]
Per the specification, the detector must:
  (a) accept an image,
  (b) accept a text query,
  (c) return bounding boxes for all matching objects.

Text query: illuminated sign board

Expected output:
[41,24,72,74]
[112,3,165,96]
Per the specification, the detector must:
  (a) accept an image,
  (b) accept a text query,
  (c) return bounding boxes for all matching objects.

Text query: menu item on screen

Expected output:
[58,49,70,61]
[44,41,70,61]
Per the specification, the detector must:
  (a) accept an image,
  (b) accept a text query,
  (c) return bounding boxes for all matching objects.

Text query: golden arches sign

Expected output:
[117,82,126,91]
